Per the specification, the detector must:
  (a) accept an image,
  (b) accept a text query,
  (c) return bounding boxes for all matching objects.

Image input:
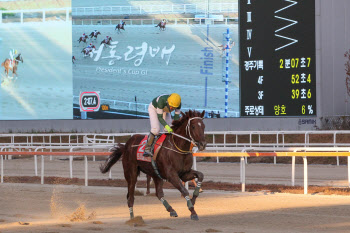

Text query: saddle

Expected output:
[137,134,167,162]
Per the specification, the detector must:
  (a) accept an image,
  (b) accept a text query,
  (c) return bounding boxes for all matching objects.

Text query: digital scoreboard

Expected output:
[240,0,316,117]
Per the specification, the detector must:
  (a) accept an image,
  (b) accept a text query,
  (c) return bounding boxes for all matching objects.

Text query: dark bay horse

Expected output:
[89,31,101,39]
[1,54,23,78]
[100,110,206,220]
[78,35,88,43]
[115,21,126,33]
[100,37,112,46]
[155,21,166,31]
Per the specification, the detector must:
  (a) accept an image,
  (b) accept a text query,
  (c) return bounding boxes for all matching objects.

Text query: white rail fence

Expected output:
[0,8,71,24]
[195,147,350,194]
[72,17,237,26]
[72,3,238,16]
[1,131,350,194]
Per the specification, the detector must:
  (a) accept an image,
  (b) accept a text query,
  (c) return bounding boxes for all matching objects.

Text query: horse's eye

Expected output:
[192,125,195,129]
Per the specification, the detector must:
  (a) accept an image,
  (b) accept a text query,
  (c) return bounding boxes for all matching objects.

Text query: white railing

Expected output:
[72,17,237,26]
[0,8,71,24]
[1,131,350,192]
[1,130,350,149]
[72,3,238,16]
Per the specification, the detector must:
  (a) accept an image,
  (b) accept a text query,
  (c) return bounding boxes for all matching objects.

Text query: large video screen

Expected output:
[0,0,315,120]
[0,0,72,120]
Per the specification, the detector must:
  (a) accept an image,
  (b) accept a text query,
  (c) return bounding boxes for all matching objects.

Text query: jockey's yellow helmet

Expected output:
[168,93,181,108]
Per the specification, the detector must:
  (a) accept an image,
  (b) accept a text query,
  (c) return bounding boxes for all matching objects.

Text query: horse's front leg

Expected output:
[153,177,178,217]
[180,169,204,206]
[167,171,199,220]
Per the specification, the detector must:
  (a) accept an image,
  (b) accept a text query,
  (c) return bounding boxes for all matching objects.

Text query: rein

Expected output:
[131,117,204,155]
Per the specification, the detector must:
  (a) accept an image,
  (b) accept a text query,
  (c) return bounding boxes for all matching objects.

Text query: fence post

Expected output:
[70,155,73,178]
[41,155,44,184]
[34,155,38,176]
[303,156,308,194]
[348,156,350,187]
[1,155,3,183]
[85,156,88,186]
[292,156,295,186]
[21,12,23,24]
[43,10,45,22]
[240,157,245,192]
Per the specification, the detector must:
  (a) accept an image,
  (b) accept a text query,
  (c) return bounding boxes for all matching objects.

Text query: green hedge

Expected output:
[0,8,15,17]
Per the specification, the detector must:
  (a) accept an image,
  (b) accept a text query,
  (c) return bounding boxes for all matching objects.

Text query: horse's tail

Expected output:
[100,143,125,173]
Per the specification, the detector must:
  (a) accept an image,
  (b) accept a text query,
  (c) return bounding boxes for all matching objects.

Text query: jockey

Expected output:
[105,36,109,43]
[87,43,94,52]
[161,19,166,26]
[9,49,18,68]
[94,30,98,36]
[72,56,76,64]
[84,43,93,54]
[144,93,181,157]
[82,33,86,38]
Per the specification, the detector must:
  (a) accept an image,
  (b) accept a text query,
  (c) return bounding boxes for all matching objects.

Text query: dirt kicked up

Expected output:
[2,183,350,233]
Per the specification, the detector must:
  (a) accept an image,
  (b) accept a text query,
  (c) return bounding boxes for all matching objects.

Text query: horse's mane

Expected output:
[172,110,203,132]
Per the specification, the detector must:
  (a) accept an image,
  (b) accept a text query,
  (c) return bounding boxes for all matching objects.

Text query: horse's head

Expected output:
[109,37,112,41]
[16,54,23,63]
[173,110,207,151]
[97,31,101,35]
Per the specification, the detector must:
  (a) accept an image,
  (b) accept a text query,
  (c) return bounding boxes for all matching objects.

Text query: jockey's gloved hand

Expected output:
[165,125,173,133]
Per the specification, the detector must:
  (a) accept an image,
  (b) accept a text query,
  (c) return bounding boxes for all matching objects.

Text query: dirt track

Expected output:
[2,183,350,233]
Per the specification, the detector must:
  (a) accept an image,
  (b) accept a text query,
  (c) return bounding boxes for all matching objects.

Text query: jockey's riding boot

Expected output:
[144,133,155,157]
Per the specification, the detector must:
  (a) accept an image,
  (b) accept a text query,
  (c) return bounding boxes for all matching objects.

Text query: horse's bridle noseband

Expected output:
[185,117,204,146]
[171,117,204,153]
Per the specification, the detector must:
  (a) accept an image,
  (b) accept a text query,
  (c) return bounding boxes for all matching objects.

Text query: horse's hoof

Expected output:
[170,211,178,217]
[191,214,199,221]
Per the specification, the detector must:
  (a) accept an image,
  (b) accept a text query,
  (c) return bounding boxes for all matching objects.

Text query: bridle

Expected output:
[172,117,204,153]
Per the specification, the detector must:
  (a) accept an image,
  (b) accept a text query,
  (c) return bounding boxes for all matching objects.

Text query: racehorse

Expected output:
[155,21,166,31]
[89,31,101,40]
[100,110,206,221]
[100,37,112,46]
[115,21,126,33]
[1,53,23,78]
[78,35,88,43]
[81,45,96,57]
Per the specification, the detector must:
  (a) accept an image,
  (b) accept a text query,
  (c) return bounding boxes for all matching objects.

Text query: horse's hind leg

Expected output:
[124,165,138,219]
[167,171,199,220]
[180,169,204,206]
[153,177,178,217]
[146,175,151,195]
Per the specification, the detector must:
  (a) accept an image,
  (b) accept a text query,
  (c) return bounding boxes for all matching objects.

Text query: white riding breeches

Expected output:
[148,102,172,135]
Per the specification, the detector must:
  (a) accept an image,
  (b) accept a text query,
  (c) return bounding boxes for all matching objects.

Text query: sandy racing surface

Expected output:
[2,158,350,232]
[2,183,350,233]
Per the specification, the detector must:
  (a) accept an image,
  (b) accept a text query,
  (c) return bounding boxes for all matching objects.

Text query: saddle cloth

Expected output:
[137,134,167,162]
